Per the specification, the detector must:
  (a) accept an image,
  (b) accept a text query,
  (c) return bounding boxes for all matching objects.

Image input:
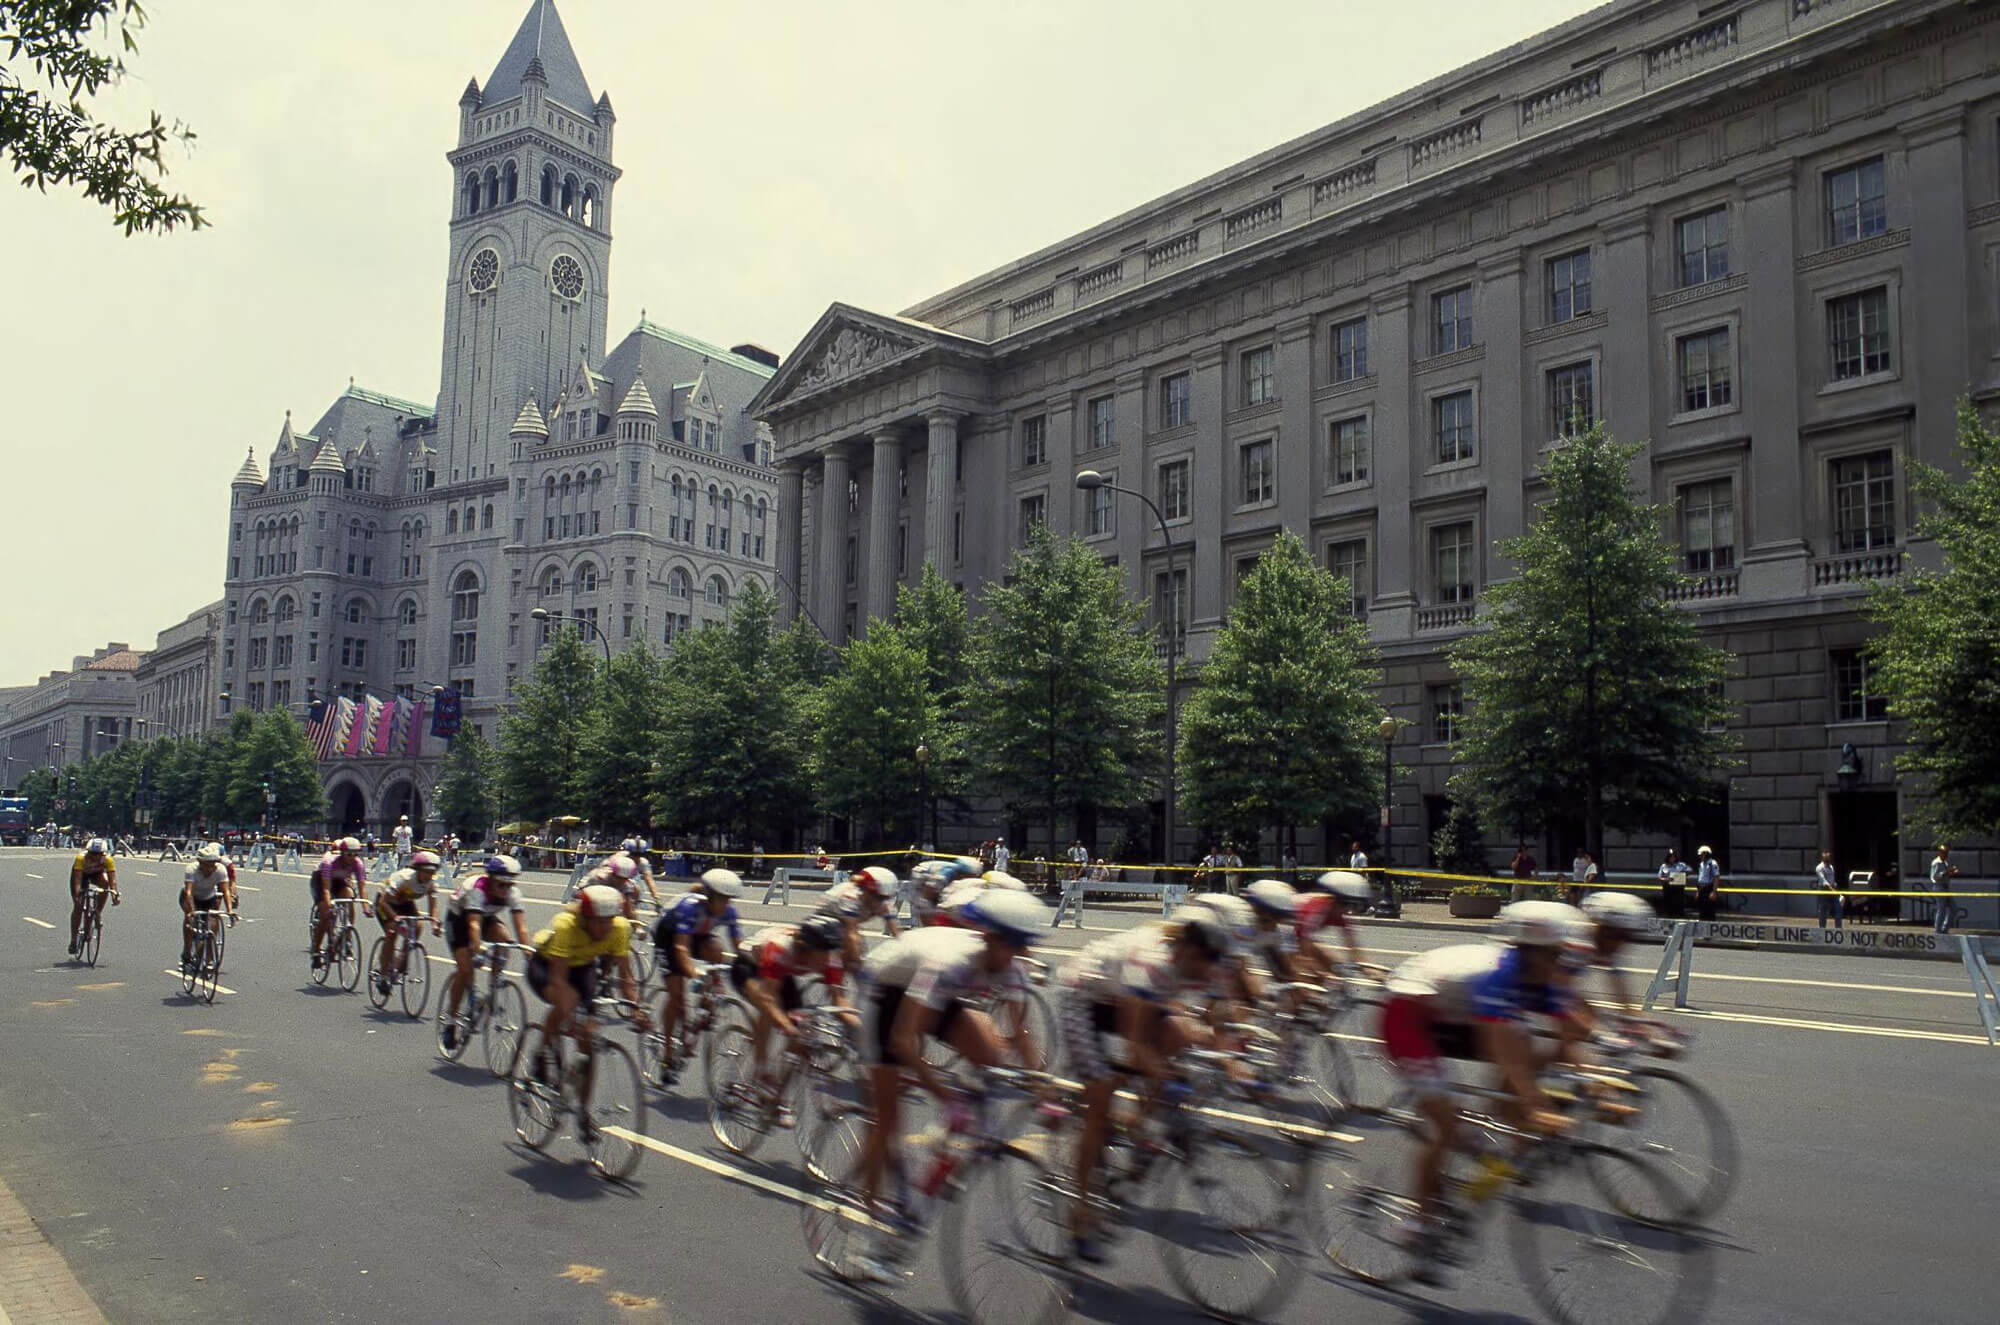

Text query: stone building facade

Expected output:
[0,646,147,790]
[214,1,777,834]
[133,601,223,741]
[756,0,2000,880]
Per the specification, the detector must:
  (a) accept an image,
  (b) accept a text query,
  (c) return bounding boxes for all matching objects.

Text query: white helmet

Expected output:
[339,836,362,854]
[1244,878,1298,916]
[578,884,625,918]
[1170,904,1235,959]
[196,841,225,862]
[600,853,639,881]
[1188,892,1256,940]
[852,865,898,897]
[484,854,522,879]
[1581,890,1655,935]
[981,870,1028,891]
[700,867,744,899]
[85,838,110,855]
[620,838,639,853]
[1499,900,1590,948]
[1316,870,1374,905]
[962,889,1053,946]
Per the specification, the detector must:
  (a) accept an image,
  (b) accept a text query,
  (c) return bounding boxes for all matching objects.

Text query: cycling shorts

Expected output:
[314,874,360,899]
[654,917,723,963]
[1059,991,1162,1082]
[188,894,223,914]
[862,984,963,1068]
[728,953,805,1014]
[525,954,597,1006]
[446,911,506,952]
[376,895,420,922]
[1379,995,1478,1099]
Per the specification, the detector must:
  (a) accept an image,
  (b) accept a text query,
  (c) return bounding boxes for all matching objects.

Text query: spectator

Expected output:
[1348,840,1369,870]
[1221,841,1243,894]
[1695,845,1722,922]
[1281,845,1298,885]
[1570,849,1598,906]
[393,815,414,867]
[993,837,1011,874]
[1067,838,1089,880]
[1509,845,1537,902]
[1657,848,1690,919]
[1930,844,1959,935]
[1815,849,1843,930]
[751,843,766,880]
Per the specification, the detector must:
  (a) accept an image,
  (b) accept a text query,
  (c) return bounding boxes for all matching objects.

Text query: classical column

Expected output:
[921,412,957,574]
[1368,287,1415,639]
[1189,345,1228,630]
[817,445,852,642]
[1599,209,1654,461]
[1477,255,1526,549]
[867,428,902,627]
[775,460,805,624]
[1904,109,1969,473]
[1739,163,1808,597]
[1275,316,1315,536]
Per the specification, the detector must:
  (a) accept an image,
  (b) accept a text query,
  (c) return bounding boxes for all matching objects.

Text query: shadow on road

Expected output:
[503,1148,647,1203]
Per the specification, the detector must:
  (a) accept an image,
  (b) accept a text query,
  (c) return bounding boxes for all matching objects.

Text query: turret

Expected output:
[232,446,265,494]
[309,438,347,493]
[458,76,482,143]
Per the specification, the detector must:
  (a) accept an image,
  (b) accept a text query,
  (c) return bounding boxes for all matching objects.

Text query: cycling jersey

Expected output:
[381,867,437,903]
[447,874,523,917]
[863,928,1020,1008]
[533,909,632,966]
[314,853,366,889]
[743,924,845,988]
[1250,922,1298,973]
[1295,893,1354,943]
[71,852,116,882]
[1064,926,1201,1004]
[662,892,741,947]
[1385,943,1573,1025]
[184,862,232,903]
[819,878,889,920]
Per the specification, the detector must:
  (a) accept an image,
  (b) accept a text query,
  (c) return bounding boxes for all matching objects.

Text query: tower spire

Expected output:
[484,1,593,111]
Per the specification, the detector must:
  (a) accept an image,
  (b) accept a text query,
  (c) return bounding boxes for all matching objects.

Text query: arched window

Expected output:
[541,567,564,597]
[668,567,691,599]
[450,572,479,622]
[669,476,683,541]
[344,599,366,625]
[754,497,769,560]
[502,160,518,203]
[463,505,476,532]
[576,562,599,593]
[581,185,597,228]
[705,484,719,549]
[412,518,424,540]
[250,599,271,626]
[561,174,577,217]
[541,164,557,205]
[681,478,697,542]
[463,173,481,215]
[720,489,734,553]
[706,575,729,608]
[483,167,499,208]
[482,504,494,530]
[450,571,479,670]
[276,595,297,624]
[398,598,418,627]
[446,508,459,534]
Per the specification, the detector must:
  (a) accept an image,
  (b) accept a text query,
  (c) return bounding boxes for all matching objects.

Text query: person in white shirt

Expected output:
[1067,840,1090,879]
[992,838,1011,874]
[1930,844,1960,934]
[392,816,414,867]
[1349,841,1369,870]
[1814,850,1843,930]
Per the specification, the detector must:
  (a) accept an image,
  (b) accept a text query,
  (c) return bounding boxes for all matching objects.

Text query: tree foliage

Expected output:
[1449,425,1734,856]
[581,645,668,832]
[811,627,937,842]
[1,1,205,233]
[497,626,601,823]
[223,710,322,824]
[1179,532,1386,849]
[967,526,1163,842]
[1868,400,2000,837]
[433,724,499,840]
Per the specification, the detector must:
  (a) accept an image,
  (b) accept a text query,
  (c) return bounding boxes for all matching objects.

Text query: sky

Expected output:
[0,0,1599,688]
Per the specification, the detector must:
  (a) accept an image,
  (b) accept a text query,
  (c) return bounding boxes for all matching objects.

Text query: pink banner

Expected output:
[345,697,377,758]
[368,697,395,756]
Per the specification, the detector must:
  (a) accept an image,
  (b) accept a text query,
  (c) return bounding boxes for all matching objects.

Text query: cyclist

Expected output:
[854,891,1052,1265]
[1057,905,1235,1262]
[1242,877,1305,985]
[655,868,746,1082]
[67,838,120,956]
[1297,869,1372,978]
[440,855,531,1048]
[310,837,368,971]
[526,885,650,1111]
[729,913,850,1103]
[909,856,983,926]
[611,840,662,913]
[1377,901,1583,1272]
[371,849,443,995]
[585,851,652,920]
[1577,890,1656,1015]
[179,842,238,971]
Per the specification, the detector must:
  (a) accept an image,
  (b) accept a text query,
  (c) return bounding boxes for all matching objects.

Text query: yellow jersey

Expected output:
[72,852,116,882]
[533,909,632,966]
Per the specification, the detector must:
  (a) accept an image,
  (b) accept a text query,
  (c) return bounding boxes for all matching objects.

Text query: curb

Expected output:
[1348,912,1995,964]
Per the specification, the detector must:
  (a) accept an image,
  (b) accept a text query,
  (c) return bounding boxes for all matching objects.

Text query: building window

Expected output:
[1086,395,1115,449]
[1825,157,1887,246]
[1019,414,1046,468]
[1679,479,1736,572]
[1327,539,1369,617]
[1238,439,1274,506]
[1086,474,1116,537]
[1240,347,1276,407]
[396,638,416,670]
[1434,391,1475,464]
[1428,682,1465,743]
[450,630,476,667]
[897,524,908,577]
[1676,206,1729,287]
[1828,288,1892,381]
[845,535,858,586]
[247,681,265,711]
[1677,328,1734,412]
[1017,493,1046,544]
[952,508,963,565]
[1160,372,1192,429]
[1829,648,1887,722]
[249,638,268,669]
[340,637,367,668]
[1832,451,1896,552]
[1153,567,1188,647]
[1431,522,1476,604]
[1328,415,1369,486]
[1330,316,1368,382]
[1432,286,1474,355]
[1547,250,1592,323]
[1159,459,1191,520]
[1548,362,1595,439]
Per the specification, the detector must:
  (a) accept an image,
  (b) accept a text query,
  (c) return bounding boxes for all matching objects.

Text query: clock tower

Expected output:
[438,0,618,486]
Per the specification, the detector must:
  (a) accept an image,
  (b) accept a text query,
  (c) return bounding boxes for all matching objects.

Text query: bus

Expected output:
[0,796,31,845]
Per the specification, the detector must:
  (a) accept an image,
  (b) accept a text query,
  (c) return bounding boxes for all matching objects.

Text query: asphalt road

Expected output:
[2,847,1994,1324]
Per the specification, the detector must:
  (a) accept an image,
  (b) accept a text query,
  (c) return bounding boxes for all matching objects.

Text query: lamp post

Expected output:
[1378,715,1399,917]
[1075,468,1180,864]
[530,607,613,666]
[915,742,932,850]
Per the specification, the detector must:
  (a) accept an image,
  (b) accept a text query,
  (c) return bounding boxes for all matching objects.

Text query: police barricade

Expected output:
[1052,876,1190,928]
[763,867,844,906]
[280,848,304,875]
[243,841,280,873]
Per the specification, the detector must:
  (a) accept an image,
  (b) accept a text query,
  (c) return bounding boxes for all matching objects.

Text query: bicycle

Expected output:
[74,883,113,967]
[507,995,649,1181]
[435,940,532,1076]
[311,896,365,992]
[367,911,434,1018]
[637,959,734,1090]
[181,907,234,1004]
[1576,1022,1739,1226]
[1321,1072,1715,1325]
[707,1001,862,1180]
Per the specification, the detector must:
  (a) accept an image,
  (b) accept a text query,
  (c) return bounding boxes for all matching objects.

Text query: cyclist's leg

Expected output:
[68,878,85,949]
[446,914,477,1015]
[375,900,400,976]
[310,880,331,955]
[858,989,904,1214]
[180,892,197,964]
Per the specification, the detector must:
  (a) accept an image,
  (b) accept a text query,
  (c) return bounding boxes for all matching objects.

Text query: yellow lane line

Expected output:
[598,1126,852,1214]
[21,916,55,929]
[164,970,238,996]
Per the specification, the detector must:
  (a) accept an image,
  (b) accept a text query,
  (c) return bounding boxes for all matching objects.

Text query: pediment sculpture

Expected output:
[794,325,918,392]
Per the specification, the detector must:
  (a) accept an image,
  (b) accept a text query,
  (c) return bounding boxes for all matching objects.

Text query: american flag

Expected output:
[311,697,355,760]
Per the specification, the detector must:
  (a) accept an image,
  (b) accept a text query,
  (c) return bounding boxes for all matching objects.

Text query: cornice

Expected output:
[1413,344,1487,375]
[1524,309,1609,347]
[1968,201,2000,229]
[1650,273,1748,314]
[1795,228,1909,274]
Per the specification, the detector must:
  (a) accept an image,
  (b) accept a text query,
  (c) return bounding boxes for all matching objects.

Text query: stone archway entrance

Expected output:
[327,780,368,836]
[378,778,425,840]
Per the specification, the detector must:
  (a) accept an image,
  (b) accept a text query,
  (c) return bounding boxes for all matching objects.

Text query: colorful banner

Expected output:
[345,697,378,758]
[430,687,462,739]
[367,697,396,755]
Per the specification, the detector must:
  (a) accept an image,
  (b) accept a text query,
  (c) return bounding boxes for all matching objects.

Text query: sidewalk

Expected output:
[0,1170,105,1324]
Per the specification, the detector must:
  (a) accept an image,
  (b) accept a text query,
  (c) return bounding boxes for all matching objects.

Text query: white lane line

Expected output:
[600,1127,850,1214]
[136,871,160,877]
[236,885,261,892]
[1663,1007,1991,1045]
[21,916,55,929]
[163,970,238,996]
[25,873,44,880]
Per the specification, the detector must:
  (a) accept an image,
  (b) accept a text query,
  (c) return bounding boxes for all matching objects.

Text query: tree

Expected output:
[581,645,668,832]
[433,725,499,841]
[812,628,937,843]
[652,580,814,846]
[1,1,204,233]
[896,562,970,708]
[225,711,322,826]
[1429,799,1487,874]
[967,525,1164,848]
[19,765,55,825]
[1178,532,1386,853]
[1449,425,1734,859]
[1868,400,2000,837]
[497,626,601,824]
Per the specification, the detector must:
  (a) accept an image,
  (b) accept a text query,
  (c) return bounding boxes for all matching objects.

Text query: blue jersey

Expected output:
[1468,945,1573,1023]
[666,892,741,947]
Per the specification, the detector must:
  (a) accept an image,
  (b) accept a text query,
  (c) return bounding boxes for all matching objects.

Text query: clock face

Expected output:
[468,248,499,293]
[550,255,585,301]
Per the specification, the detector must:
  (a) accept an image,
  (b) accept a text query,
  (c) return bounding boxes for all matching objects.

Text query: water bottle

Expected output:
[1465,1141,1517,1204]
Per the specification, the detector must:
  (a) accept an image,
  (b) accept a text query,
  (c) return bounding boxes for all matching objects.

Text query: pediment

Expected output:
[793,322,923,393]
[751,303,948,414]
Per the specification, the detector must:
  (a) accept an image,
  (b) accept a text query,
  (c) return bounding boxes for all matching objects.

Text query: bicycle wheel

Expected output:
[798,1110,875,1282]
[1328,1000,1398,1115]
[436,994,471,1062]
[79,904,101,967]
[508,1030,564,1151]
[1156,1128,1311,1321]
[336,926,362,992]
[629,930,657,988]
[180,928,199,998]
[197,931,222,1004]
[1584,1067,1738,1226]
[1319,1106,1429,1285]
[639,989,673,1089]
[310,918,332,986]
[585,1041,647,1181]
[705,1024,772,1157]
[366,937,393,1009]
[401,943,430,1018]
[939,1148,1072,1325]
[1508,1145,1714,1325]
[484,980,528,1078]
[987,987,1061,1077]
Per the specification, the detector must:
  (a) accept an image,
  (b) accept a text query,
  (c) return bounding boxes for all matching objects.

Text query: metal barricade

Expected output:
[1961,936,1999,1047]
[1644,920,1698,1010]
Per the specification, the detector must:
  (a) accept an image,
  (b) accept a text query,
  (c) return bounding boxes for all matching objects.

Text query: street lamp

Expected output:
[1378,715,1399,917]
[915,742,932,849]
[1075,468,1180,864]
[530,607,613,666]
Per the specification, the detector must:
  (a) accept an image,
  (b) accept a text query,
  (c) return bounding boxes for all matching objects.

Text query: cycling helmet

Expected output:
[410,849,442,870]
[947,855,983,879]
[910,859,955,888]
[797,913,845,952]
[1581,890,1655,936]
[981,870,1028,891]
[85,838,109,856]
[1315,870,1374,905]
[1190,892,1256,940]
[700,867,744,899]
[620,838,639,853]
[196,842,224,863]
[339,836,362,854]
[852,865,897,897]
[635,838,651,854]
[1170,904,1235,960]
[578,884,626,919]
[600,853,639,881]
[484,854,522,879]
[963,889,1053,947]
[1244,878,1298,916]
[1499,899,1588,948]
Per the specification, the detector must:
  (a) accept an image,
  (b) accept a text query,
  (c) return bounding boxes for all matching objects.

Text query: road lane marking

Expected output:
[165,970,238,996]
[25,872,44,880]
[559,1265,606,1284]
[1663,1007,1992,1045]
[21,916,55,928]
[598,1127,850,1214]
[136,871,159,877]
[236,884,261,892]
